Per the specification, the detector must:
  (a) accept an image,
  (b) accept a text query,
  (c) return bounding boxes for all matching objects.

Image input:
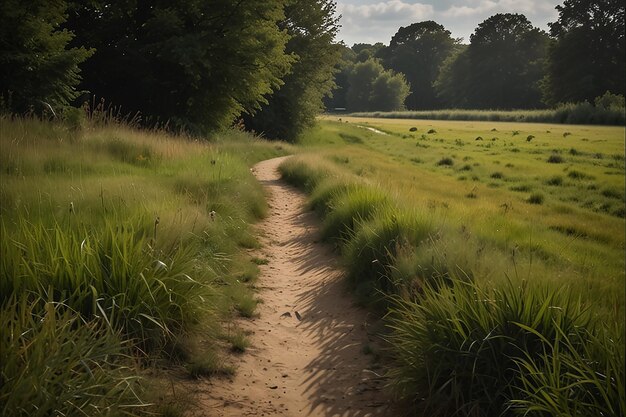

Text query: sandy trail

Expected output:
[191,156,396,416]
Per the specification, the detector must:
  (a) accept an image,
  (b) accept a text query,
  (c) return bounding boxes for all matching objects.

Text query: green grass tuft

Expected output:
[0,296,144,417]
[527,193,544,204]
[386,278,624,417]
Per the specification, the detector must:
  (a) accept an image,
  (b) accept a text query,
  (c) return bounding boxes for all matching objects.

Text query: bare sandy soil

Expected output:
[188,156,397,416]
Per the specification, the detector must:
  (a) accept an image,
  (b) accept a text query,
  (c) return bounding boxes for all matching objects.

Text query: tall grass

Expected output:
[386,278,624,417]
[0,295,145,417]
[0,114,291,415]
[1,217,214,354]
[279,145,624,415]
[280,157,560,303]
[343,210,430,295]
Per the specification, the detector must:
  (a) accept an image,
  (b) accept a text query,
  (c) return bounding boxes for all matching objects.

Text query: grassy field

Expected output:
[1,113,623,416]
[280,115,625,416]
[0,115,290,416]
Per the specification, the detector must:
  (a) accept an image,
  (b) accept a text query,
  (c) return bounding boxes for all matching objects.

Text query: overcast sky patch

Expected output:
[335,0,561,46]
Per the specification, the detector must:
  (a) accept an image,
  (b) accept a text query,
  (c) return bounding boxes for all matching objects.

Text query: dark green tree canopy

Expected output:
[243,0,341,142]
[389,20,450,47]
[323,45,356,110]
[65,0,293,133]
[0,0,92,113]
[352,43,385,57]
[542,0,625,105]
[435,13,549,109]
[346,59,409,112]
[380,21,458,109]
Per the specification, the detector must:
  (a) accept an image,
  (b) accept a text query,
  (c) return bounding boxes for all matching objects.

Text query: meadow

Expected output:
[0,115,290,416]
[1,112,623,416]
[280,115,625,416]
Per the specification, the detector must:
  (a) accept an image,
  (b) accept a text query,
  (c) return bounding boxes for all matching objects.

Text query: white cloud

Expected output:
[442,0,555,18]
[442,1,497,18]
[337,1,434,45]
[334,0,561,46]
[339,0,434,21]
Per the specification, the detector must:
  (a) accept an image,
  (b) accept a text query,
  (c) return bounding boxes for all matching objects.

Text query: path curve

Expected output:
[193,156,395,417]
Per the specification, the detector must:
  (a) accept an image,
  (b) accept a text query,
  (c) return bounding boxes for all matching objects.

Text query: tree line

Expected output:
[1,0,623,140]
[0,0,340,141]
[326,0,625,112]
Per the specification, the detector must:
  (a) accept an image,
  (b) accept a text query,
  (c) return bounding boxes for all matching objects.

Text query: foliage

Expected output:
[378,21,459,110]
[434,14,549,109]
[243,0,341,142]
[595,91,626,111]
[346,59,383,112]
[542,0,625,106]
[352,43,386,62]
[0,0,92,114]
[65,0,293,133]
[346,59,410,112]
[346,97,626,125]
[370,71,412,112]
[323,45,357,110]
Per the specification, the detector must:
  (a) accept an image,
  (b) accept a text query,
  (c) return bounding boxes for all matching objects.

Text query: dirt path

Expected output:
[191,156,396,416]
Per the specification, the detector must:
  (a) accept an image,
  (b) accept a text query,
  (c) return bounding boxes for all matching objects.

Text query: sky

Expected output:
[334,0,563,46]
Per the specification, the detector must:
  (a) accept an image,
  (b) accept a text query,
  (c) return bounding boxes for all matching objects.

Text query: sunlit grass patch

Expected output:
[387,278,624,417]
[0,296,145,417]
[292,116,624,416]
[0,115,290,414]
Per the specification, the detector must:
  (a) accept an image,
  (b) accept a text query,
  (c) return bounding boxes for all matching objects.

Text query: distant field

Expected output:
[306,115,625,312]
[343,104,626,125]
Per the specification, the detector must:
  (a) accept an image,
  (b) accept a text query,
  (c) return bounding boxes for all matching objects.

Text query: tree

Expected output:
[370,71,411,111]
[432,46,470,108]
[346,59,409,112]
[542,0,625,105]
[435,13,549,109]
[65,0,293,133]
[352,43,385,62]
[379,21,459,109]
[0,0,92,113]
[323,45,356,110]
[243,0,341,142]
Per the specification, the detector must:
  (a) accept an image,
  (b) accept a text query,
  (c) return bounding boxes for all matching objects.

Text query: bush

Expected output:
[307,179,358,216]
[437,157,454,166]
[343,210,430,295]
[545,175,563,186]
[386,279,624,417]
[528,193,544,204]
[567,170,594,180]
[321,186,392,240]
[595,91,625,110]
[346,102,625,126]
[547,154,564,163]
